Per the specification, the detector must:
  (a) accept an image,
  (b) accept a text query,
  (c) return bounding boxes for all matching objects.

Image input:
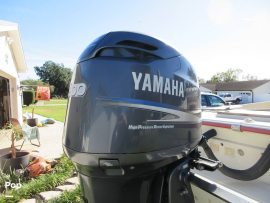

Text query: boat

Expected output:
[197,102,270,202]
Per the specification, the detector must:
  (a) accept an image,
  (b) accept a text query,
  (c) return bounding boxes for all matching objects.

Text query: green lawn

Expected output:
[23,99,68,122]
[44,99,68,105]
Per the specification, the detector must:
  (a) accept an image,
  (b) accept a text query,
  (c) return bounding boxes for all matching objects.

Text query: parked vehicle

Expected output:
[219,93,242,104]
[201,92,227,109]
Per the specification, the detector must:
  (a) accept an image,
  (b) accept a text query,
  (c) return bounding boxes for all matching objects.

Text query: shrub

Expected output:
[0,155,75,202]
[48,186,82,203]
[23,91,35,106]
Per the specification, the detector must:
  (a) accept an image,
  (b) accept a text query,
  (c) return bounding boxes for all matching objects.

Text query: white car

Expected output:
[218,93,242,104]
[201,92,227,108]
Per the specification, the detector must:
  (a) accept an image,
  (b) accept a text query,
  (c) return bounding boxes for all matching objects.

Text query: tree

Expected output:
[21,79,55,95]
[198,77,206,84]
[208,68,242,83]
[242,74,258,81]
[21,79,47,86]
[34,61,72,98]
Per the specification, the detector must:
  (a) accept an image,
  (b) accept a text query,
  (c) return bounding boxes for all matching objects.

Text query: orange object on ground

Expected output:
[36,86,50,101]
[26,157,53,177]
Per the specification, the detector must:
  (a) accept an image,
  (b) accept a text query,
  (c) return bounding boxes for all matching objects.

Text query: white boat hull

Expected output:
[202,109,270,170]
[199,108,270,202]
[202,120,270,171]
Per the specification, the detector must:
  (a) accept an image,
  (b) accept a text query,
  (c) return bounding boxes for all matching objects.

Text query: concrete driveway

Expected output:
[0,115,64,159]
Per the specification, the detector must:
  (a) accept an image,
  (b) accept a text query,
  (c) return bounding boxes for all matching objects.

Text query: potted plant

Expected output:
[23,89,38,126]
[26,107,38,127]
[0,121,30,173]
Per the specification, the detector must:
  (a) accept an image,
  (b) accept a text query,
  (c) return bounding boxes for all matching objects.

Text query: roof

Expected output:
[200,83,216,91]
[200,80,270,91]
[0,20,27,73]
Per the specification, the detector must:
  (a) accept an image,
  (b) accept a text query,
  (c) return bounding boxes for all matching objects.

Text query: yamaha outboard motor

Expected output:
[63,32,218,203]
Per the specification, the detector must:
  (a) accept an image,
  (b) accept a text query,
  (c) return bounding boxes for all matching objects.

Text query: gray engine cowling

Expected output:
[63,31,201,203]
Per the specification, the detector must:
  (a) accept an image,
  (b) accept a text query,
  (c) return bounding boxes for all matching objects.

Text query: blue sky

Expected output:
[1,0,270,81]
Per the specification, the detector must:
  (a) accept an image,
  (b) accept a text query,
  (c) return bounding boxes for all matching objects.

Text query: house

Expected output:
[0,20,27,127]
[200,83,216,93]
[200,80,270,104]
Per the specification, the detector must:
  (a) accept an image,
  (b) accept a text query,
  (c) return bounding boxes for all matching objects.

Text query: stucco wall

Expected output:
[0,35,18,76]
[0,35,23,124]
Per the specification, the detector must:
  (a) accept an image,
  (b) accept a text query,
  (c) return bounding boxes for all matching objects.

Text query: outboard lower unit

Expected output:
[63,32,218,203]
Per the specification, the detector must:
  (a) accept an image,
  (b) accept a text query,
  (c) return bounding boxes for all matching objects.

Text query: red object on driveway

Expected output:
[36,86,50,101]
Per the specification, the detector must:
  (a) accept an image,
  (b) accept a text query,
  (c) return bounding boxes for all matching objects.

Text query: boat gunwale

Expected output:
[202,120,270,136]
